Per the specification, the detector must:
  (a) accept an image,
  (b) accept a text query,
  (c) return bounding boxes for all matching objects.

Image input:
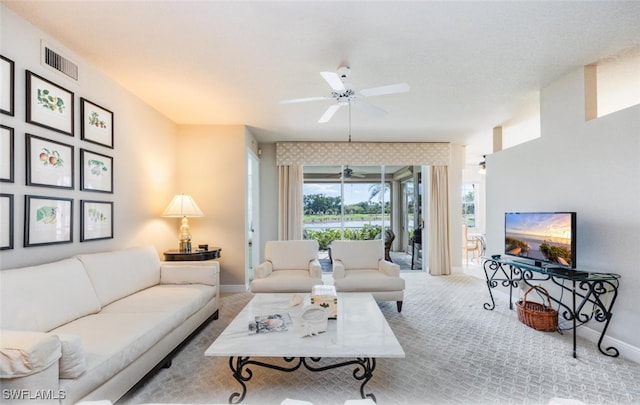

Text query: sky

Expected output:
[304,183,390,205]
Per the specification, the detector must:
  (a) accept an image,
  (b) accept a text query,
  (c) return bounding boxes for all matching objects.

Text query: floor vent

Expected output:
[41,43,78,81]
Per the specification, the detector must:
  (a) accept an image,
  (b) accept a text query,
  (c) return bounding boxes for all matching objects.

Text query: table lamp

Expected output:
[162,194,204,253]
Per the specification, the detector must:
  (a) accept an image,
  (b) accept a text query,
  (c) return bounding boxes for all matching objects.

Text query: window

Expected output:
[462,183,477,228]
[303,165,389,249]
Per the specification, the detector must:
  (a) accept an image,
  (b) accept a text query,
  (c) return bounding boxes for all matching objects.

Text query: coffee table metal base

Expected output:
[228,356,376,404]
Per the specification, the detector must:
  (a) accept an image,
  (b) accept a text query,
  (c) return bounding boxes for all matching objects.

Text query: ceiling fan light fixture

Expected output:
[478,155,487,174]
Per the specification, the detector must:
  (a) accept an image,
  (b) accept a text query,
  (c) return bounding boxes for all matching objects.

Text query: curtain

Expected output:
[278,165,304,240]
[428,166,451,275]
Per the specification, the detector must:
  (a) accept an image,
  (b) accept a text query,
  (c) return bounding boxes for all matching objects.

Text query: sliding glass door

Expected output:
[302,164,425,270]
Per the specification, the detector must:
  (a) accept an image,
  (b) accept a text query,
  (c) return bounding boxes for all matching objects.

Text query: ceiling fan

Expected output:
[340,165,366,179]
[280,66,410,123]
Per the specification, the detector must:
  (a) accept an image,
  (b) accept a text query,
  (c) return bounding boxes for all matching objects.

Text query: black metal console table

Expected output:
[482,257,621,358]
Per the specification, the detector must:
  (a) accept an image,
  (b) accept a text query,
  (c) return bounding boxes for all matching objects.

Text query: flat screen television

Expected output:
[504,212,576,268]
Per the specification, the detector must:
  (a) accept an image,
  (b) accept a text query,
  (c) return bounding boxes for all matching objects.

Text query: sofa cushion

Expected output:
[51,284,216,399]
[265,240,319,270]
[57,334,87,379]
[99,284,216,319]
[331,240,383,269]
[160,262,219,286]
[77,245,161,307]
[0,258,102,332]
[0,330,61,378]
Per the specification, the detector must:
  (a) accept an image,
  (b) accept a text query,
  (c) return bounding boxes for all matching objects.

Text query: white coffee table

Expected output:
[205,292,404,403]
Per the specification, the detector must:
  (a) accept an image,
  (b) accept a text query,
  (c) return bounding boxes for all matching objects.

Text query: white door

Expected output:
[246,151,260,289]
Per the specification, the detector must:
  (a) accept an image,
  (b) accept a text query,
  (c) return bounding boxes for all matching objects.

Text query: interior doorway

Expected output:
[246,151,260,289]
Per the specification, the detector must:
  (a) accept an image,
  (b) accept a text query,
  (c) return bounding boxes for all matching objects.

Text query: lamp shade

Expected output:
[162,194,204,217]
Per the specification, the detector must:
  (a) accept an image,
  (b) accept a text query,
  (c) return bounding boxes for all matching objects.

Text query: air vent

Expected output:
[41,42,78,81]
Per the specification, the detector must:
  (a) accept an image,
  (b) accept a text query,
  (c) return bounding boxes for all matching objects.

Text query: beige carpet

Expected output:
[118,273,640,405]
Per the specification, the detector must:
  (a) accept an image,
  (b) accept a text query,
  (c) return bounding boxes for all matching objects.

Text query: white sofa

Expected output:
[249,240,323,293]
[0,245,220,404]
[331,240,405,312]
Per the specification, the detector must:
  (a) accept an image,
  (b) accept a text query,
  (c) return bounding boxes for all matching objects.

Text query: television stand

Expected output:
[482,257,621,358]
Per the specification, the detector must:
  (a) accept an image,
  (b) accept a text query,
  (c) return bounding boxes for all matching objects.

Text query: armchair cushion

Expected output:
[330,240,382,269]
[265,240,320,270]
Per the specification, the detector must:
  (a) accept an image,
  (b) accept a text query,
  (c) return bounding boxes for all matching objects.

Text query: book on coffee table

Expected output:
[248,313,292,335]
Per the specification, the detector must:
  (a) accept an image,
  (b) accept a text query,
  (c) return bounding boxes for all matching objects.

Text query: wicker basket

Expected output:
[516,286,558,332]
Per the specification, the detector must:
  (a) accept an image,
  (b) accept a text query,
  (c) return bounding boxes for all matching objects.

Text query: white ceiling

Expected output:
[5,1,640,164]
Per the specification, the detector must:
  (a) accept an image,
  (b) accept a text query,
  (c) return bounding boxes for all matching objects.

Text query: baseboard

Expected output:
[577,325,640,364]
[221,284,248,293]
[493,288,640,364]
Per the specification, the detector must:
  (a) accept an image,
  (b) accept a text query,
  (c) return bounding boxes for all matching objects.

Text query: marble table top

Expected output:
[205,292,405,359]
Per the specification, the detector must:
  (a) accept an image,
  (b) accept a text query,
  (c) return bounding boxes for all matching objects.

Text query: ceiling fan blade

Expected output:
[353,99,387,117]
[359,82,410,97]
[320,71,346,92]
[280,96,330,104]
[318,103,343,123]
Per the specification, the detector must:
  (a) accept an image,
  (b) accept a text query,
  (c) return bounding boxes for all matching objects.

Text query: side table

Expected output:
[163,247,222,261]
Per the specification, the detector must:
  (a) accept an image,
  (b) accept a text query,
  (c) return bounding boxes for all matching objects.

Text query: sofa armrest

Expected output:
[0,330,61,378]
[254,261,273,279]
[379,259,400,277]
[160,261,219,286]
[309,259,323,279]
[333,260,346,279]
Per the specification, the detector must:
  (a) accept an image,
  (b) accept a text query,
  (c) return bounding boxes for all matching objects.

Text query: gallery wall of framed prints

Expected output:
[0,53,115,250]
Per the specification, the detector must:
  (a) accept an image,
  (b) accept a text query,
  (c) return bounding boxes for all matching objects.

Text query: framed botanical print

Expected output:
[81,98,114,148]
[0,193,13,250]
[26,133,74,189]
[0,125,14,182]
[81,200,113,241]
[1,55,14,116]
[26,70,74,136]
[24,195,73,247]
[80,148,113,193]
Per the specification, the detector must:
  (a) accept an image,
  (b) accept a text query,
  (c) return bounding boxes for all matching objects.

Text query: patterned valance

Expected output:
[276,142,451,166]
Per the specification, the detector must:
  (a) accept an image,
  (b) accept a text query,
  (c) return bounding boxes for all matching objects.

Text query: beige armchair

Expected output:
[250,240,323,293]
[331,240,405,312]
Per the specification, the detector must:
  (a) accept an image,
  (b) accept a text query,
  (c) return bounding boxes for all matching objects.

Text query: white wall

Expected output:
[0,6,179,269]
[486,66,640,359]
[258,142,279,261]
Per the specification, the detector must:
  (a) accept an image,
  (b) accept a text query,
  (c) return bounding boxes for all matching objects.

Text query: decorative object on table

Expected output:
[311,284,337,318]
[162,194,204,253]
[80,200,113,242]
[81,97,114,148]
[248,313,291,335]
[1,55,14,116]
[300,305,331,337]
[26,133,74,189]
[516,285,558,332]
[0,193,13,250]
[26,70,74,136]
[24,195,73,247]
[80,148,113,193]
[0,125,14,182]
[289,294,304,307]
